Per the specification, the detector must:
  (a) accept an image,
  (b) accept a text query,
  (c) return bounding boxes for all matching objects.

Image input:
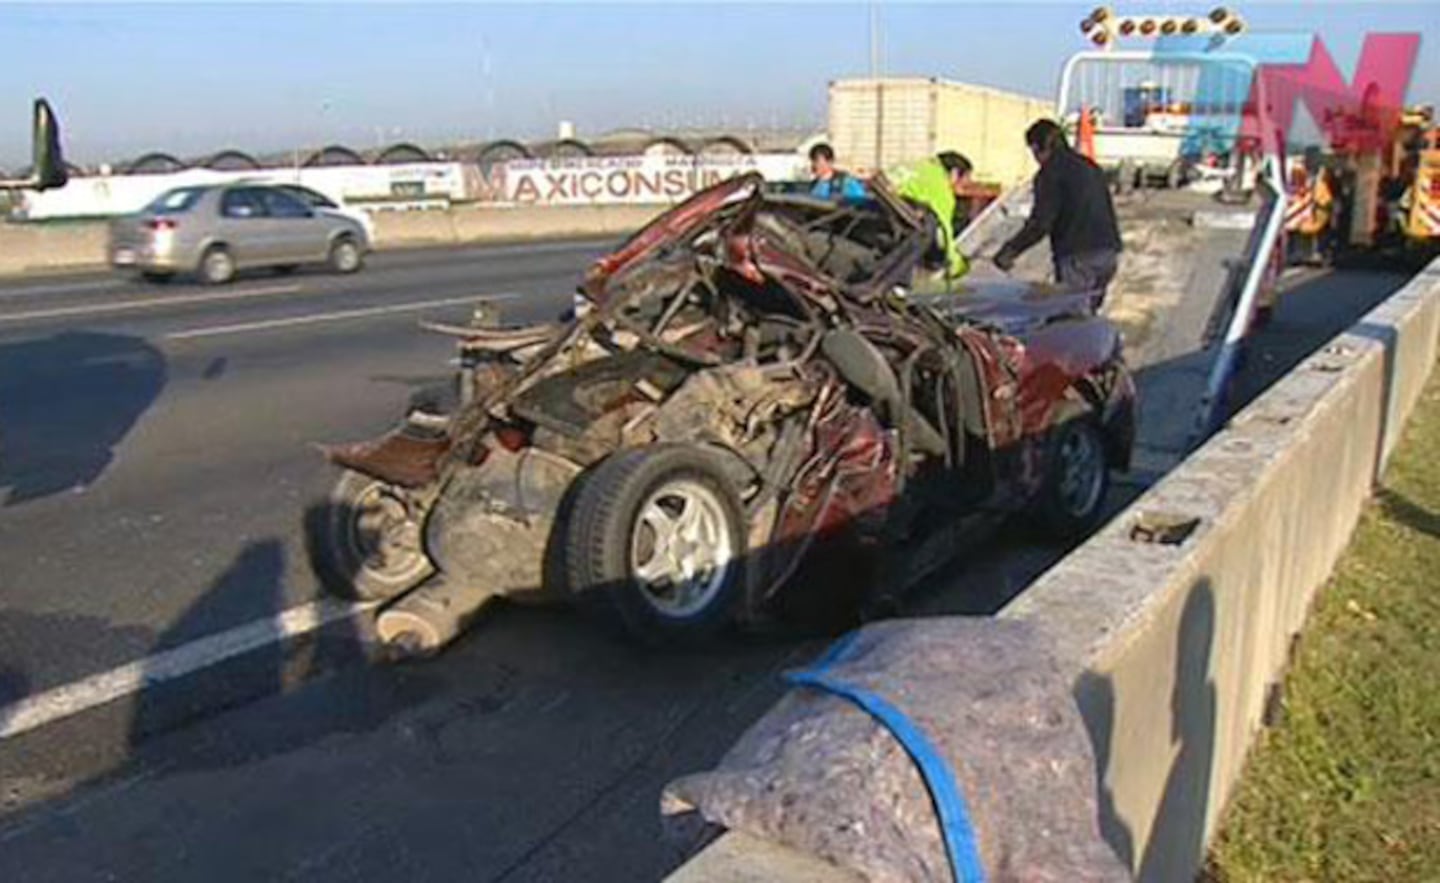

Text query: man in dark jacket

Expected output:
[994,119,1123,306]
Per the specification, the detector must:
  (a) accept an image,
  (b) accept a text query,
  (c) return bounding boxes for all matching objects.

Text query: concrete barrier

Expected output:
[668,258,1440,881]
[0,222,111,276]
[441,203,660,244]
[0,203,666,278]
[1027,258,1440,881]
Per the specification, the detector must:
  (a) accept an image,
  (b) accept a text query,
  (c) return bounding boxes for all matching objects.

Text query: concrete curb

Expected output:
[667,257,1440,882]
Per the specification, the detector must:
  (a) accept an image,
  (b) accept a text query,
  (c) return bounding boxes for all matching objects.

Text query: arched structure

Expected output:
[203,149,261,171]
[374,142,433,164]
[642,136,694,157]
[544,138,594,159]
[301,145,367,168]
[475,139,533,172]
[126,152,187,175]
[698,135,754,156]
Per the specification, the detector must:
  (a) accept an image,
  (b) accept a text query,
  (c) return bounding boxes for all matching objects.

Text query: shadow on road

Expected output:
[126,537,387,768]
[0,331,166,506]
[0,609,156,814]
[0,667,26,728]
[1229,270,1410,413]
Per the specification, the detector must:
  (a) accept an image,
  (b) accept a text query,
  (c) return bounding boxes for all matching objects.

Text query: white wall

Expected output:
[16,153,809,220]
[17,163,469,220]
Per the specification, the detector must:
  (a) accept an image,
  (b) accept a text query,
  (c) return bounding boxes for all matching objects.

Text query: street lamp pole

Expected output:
[870,2,884,170]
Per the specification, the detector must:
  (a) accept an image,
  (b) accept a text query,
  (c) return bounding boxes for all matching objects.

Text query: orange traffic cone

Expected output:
[1077,106,1097,160]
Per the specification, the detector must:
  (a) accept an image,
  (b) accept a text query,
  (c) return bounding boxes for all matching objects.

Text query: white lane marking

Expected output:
[0,283,303,324]
[164,292,521,340]
[0,279,120,300]
[0,599,376,740]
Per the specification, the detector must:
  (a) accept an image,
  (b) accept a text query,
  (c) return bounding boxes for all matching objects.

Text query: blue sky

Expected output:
[2,1,1437,167]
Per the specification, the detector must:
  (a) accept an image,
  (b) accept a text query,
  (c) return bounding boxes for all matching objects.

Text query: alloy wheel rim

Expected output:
[630,479,734,617]
[206,252,233,281]
[1058,428,1104,518]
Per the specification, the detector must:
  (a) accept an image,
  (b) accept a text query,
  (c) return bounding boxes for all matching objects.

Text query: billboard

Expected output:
[493,153,807,206]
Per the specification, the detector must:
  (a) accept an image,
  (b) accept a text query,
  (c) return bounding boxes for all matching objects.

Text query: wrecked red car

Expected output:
[310,173,1136,653]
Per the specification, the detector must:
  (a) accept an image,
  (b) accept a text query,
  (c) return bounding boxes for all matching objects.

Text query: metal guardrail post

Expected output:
[1194,152,1288,441]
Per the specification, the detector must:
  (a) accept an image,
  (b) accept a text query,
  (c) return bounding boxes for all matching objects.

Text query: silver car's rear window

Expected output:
[280,185,337,209]
[144,187,206,214]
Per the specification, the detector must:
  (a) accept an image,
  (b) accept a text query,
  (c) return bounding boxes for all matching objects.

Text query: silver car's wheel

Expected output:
[630,479,736,618]
[329,238,362,274]
[199,246,235,285]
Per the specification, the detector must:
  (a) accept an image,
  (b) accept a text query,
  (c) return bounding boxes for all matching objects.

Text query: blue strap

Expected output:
[785,634,988,883]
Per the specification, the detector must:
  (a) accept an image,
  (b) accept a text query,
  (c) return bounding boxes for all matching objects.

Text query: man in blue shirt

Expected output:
[808,142,867,202]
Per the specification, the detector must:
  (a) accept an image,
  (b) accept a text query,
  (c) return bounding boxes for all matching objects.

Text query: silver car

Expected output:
[109,184,370,284]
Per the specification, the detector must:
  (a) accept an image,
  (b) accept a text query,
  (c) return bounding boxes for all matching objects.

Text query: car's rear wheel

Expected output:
[329,237,363,274]
[308,470,433,602]
[1035,409,1110,540]
[198,246,235,285]
[563,445,746,645]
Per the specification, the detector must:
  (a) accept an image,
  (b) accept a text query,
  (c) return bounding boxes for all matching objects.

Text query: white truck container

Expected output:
[827,77,1053,185]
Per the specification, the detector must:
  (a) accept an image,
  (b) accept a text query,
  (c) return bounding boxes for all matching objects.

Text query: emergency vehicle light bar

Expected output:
[1080,6,1246,48]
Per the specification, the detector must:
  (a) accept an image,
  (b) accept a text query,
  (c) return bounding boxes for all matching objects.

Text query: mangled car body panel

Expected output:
[313,174,1136,651]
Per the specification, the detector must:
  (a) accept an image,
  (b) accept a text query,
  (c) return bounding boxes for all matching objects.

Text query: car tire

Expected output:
[198,246,235,285]
[562,445,746,645]
[329,237,363,275]
[1034,408,1110,541]
[307,470,434,602]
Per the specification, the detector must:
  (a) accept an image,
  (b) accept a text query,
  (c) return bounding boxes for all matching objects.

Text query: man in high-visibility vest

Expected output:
[890,151,975,284]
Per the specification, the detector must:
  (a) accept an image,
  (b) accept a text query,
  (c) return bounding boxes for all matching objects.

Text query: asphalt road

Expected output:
[0,240,611,699]
[0,254,1414,882]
